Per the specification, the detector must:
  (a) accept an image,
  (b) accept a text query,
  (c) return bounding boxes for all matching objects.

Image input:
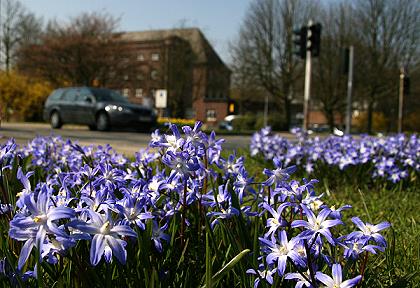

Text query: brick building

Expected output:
[111,28,231,124]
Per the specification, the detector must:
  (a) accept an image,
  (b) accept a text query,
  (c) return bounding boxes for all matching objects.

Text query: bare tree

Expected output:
[0,0,40,72]
[17,12,131,87]
[312,2,355,130]
[353,0,419,133]
[230,0,319,129]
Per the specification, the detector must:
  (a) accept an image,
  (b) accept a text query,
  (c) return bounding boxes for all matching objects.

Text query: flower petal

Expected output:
[90,234,106,266]
[316,272,334,287]
[106,236,127,265]
[18,239,34,270]
[341,275,362,288]
[332,263,342,284]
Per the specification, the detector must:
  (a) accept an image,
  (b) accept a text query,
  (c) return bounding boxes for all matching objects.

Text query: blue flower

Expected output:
[69,210,137,266]
[233,166,254,203]
[207,206,240,229]
[0,138,17,170]
[116,196,154,230]
[291,205,342,245]
[259,230,305,275]
[285,269,313,288]
[9,185,75,270]
[263,157,296,186]
[346,217,390,247]
[262,202,290,238]
[161,151,200,177]
[316,263,361,288]
[151,221,170,253]
[246,265,275,288]
[340,238,384,260]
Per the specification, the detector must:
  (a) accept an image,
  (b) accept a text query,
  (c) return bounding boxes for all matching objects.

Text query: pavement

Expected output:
[0,122,255,155]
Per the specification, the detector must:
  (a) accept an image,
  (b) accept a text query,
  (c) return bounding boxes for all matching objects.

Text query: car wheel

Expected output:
[88,124,97,131]
[50,111,62,129]
[96,112,110,131]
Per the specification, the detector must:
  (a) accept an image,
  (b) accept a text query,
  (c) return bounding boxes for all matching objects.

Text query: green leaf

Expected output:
[201,249,250,288]
[205,232,212,288]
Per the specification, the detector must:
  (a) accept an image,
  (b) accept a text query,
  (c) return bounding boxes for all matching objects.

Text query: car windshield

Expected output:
[91,88,129,103]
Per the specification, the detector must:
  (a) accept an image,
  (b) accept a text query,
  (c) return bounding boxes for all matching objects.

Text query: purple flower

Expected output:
[69,210,137,266]
[324,204,352,219]
[207,206,240,229]
[346,217,390,247]
[340,238,384,260]
[259,230,305,275]
[263,202,290,238]
[316,263,362,288]
[291,205,342,245]
[263,157,296,187]
[246,265,275,288]
[233,166,254,202]
[151,221,170,253]
[206,130,225,164]
[0,138,17,170]
[116,196,154,230]
[9,185,75,270]
[161,151,200,177]
[285,269,313,288]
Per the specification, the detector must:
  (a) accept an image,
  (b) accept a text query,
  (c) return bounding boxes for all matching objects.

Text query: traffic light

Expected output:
[227,100,237,115]
[293,26,307,59]
[340,48,350,75]
[307,23,322,57]
[403,76,410,96]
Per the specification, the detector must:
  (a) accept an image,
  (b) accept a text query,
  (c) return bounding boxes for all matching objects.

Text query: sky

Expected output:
[19,0,253,64]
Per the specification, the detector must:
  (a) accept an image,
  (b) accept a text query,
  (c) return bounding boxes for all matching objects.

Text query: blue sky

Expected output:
[20,0,253,64]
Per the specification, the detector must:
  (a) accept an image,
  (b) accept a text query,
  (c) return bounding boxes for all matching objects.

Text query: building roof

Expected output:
[118,28,227,67]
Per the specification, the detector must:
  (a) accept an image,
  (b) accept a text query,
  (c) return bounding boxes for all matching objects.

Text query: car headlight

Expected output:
[105,105,130,112]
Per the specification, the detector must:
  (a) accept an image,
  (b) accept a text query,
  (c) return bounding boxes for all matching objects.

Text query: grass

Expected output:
[0,146,418,287]
[238,149,420,287]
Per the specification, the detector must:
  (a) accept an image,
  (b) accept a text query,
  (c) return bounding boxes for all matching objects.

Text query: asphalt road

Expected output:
[0,122,253,155]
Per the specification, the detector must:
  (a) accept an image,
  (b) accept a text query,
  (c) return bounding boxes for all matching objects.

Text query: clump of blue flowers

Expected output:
[251,127,419,183]
[0,122,395,286]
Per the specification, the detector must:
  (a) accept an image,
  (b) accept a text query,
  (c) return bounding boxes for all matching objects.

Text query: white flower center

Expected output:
[100,221,111,234]
[33,214,47,223]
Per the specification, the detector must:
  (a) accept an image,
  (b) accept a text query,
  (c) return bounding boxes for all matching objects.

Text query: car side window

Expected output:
[49,89,64,101]
[62,89,78,102]
[78,88,94,102]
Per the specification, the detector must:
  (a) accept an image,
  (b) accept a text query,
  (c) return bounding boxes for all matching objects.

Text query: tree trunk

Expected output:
[284,97,291,131]
[367,100,374,134]
[326,109,335,133]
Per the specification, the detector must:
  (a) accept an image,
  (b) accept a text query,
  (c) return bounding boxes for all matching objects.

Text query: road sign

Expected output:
[155,89,167,108]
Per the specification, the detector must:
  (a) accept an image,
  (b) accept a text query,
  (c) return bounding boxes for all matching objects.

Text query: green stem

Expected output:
[358,252,369,287]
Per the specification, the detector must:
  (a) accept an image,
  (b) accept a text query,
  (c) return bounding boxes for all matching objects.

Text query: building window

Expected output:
[151,70,159,80]
[206,109,217,122]
[151,53,160,61]
[122,58,129,64]
[135,88,143,98]
[122,88,130,98]
[137,53,144,61]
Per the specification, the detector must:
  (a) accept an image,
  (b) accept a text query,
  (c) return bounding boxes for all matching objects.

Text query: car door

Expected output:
[75,88,96,125]
[60,89,78,123]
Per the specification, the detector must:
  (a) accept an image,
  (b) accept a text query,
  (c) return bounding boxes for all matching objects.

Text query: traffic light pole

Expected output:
[263,94,268,127]
[302,20,312,131]
[398,67,405,133]
[345,46,354,134]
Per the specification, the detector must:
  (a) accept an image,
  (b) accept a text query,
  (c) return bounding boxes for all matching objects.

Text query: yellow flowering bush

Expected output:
[157,117,196,127]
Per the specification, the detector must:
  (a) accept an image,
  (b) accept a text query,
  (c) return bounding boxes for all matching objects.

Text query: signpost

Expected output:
[294,21,322,131]
[345,46,354,134]
[155,89,167,117]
